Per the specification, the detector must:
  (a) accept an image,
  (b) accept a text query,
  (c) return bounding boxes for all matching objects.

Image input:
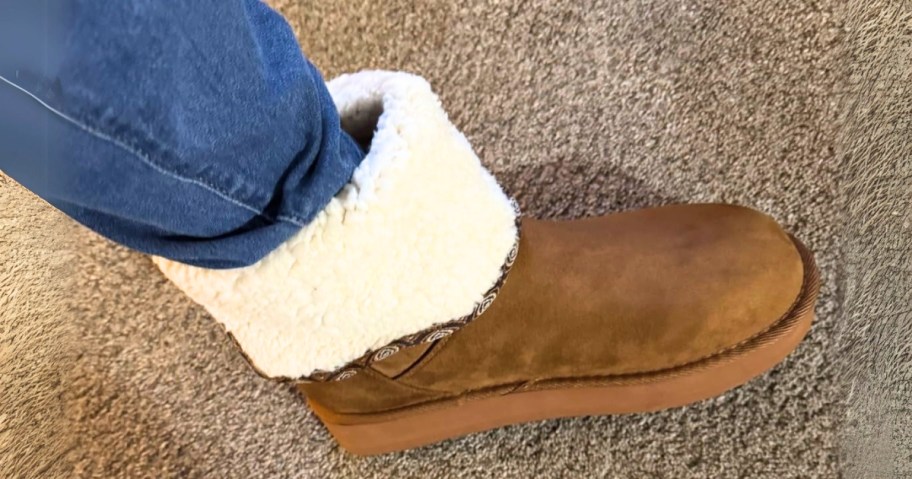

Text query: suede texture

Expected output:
[303,368,446,415]
[302,203,806,414]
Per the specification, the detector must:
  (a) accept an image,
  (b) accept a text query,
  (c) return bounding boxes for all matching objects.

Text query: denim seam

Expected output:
[0,74,307,227]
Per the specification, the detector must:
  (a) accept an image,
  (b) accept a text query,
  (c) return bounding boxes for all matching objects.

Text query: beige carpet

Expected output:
[2,1,852,477]
[835,2,912,476]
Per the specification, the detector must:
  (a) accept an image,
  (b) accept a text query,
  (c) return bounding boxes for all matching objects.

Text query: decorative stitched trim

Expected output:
[304,200,522,383]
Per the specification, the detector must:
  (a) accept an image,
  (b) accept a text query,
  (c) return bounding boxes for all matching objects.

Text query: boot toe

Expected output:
[617,204,807,373]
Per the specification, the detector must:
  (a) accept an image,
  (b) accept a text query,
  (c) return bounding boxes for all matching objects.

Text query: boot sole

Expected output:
[309,235,820,456]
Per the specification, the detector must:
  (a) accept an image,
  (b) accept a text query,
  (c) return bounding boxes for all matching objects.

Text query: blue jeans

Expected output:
[0,0,366,268]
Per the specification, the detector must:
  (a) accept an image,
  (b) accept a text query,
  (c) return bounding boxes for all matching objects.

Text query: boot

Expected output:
[155,71,820,455]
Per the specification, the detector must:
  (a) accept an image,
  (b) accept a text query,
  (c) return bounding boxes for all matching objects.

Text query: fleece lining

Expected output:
[154,71,518,379]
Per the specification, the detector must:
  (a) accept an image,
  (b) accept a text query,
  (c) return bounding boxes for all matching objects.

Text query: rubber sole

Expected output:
[309,235,820,456]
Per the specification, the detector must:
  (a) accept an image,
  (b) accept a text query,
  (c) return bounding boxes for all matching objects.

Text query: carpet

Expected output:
[1,1,874,477]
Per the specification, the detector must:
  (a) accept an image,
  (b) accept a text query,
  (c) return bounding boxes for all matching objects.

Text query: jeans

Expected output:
[0,0,366,268]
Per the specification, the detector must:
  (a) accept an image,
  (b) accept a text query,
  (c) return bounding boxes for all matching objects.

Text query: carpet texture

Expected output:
[835,2,912,477]
[3,0,900,477]
[0,176,73,478]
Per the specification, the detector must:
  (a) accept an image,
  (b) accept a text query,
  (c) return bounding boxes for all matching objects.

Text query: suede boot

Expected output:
[156,71,820,455]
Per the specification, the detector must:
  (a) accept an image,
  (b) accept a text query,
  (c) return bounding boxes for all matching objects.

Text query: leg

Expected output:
[0,0,365,268]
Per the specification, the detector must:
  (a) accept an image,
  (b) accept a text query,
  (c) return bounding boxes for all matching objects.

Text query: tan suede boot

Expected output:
[156,71,820,455]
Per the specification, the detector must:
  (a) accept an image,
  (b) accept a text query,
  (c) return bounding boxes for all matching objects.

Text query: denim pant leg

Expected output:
[0,0,365,268]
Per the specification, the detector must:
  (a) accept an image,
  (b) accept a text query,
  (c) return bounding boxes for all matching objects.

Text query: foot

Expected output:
[154,71,819,455]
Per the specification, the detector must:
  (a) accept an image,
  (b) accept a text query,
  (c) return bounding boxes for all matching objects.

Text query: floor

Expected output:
[2,1,848,477]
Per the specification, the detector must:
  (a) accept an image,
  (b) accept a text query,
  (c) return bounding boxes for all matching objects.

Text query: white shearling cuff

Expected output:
[154,71,518,380]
